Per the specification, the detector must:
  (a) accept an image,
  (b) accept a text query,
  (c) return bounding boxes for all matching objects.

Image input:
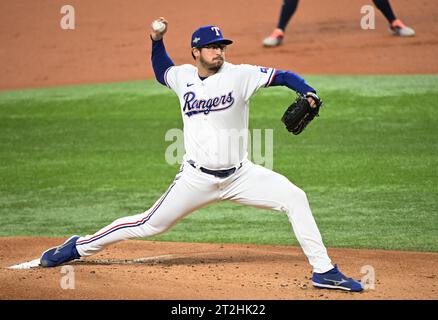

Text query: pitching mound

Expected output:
[0,237,436,300]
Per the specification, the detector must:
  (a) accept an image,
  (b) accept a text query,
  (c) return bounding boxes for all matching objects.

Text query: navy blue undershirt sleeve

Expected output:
[270,70,316,94]
[151,38,175,86]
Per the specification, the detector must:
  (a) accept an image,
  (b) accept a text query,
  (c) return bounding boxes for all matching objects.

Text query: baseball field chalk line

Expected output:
[7,253,205,269]
[8,258,41,270]
[7,255,178,269]
[8,250,292,269]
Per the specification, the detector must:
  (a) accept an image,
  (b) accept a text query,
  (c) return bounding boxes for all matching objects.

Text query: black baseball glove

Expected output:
[281,92,323,135]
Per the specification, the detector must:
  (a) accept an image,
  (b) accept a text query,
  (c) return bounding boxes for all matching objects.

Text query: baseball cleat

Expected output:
[389,19,415,37]
[40,235,81,267]
[263,28,285,47]
[312,265,364,292]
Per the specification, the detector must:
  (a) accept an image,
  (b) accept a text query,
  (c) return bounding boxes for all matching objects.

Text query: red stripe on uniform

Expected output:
[266,68,277,87]
[76,183,175,246]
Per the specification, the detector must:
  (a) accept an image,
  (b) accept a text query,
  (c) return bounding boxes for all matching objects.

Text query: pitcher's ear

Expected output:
[191,47,200,60]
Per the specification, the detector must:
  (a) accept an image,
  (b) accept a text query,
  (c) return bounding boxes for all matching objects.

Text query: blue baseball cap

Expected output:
[191,25,233,48]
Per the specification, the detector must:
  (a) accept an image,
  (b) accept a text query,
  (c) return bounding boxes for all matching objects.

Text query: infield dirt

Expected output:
[1,0,438,90]
[1,237,437,300]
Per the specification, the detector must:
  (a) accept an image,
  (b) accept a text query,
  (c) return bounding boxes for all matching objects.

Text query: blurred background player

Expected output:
[263,0,415,47]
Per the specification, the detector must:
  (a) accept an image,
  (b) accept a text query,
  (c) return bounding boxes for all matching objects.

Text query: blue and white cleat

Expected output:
[40,236,81,267]
[312,265,364,292]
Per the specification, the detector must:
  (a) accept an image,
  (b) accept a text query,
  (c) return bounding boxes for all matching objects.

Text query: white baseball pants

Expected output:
[75,160,333,273]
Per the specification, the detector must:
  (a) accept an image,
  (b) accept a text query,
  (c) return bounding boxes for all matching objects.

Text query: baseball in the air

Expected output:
[152,20,166,33]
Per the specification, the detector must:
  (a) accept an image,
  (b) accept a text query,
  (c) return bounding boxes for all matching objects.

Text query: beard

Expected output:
[200,55,224,72]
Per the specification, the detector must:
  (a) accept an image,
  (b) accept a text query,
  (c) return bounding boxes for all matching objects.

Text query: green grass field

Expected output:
[1,75,437,252]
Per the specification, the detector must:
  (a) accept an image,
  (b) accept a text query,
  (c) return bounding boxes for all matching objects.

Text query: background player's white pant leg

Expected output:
[222,161,333,273]
[76,163,219,257]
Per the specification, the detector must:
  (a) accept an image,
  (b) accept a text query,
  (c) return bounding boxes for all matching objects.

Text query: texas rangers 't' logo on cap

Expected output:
[191,25,233,48]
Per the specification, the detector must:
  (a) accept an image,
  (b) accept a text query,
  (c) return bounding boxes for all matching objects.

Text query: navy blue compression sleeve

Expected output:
[270,70,316,94]
[151,38,175,86]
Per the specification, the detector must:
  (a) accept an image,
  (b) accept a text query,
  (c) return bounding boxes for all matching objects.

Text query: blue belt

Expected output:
[188,160,242,178]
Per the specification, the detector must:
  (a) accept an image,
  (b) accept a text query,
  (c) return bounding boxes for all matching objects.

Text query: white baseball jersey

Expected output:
[164,62,276,169]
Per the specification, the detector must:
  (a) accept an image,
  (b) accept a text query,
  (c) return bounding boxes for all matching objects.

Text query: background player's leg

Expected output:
[221,161,333,273]
[75,163,219,257]
[373,0,415,36]
[263,0,299,47]
[373,0,396,23]
[277,0,300,31]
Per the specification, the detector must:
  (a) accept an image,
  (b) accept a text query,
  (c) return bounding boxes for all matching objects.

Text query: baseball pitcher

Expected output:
[39,17,363,292]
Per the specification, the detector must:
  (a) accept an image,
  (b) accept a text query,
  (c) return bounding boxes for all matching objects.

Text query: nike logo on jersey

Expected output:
[183,91,235,117]
[186,83,194,87]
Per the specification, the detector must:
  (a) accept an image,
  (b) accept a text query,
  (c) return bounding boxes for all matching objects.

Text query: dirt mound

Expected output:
[1,237,437,299]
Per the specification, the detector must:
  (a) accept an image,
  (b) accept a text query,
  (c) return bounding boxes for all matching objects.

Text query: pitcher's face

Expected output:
[193,43,227,72]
